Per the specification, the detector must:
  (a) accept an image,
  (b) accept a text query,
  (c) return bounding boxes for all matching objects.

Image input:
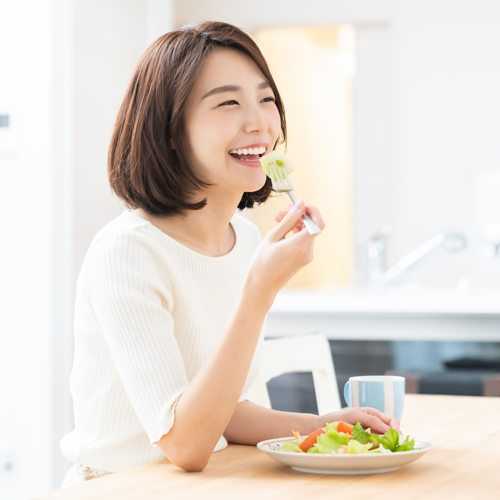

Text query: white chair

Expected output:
[247,332,342,414]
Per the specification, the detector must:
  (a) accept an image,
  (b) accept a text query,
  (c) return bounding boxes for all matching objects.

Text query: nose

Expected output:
[243,102,269,134]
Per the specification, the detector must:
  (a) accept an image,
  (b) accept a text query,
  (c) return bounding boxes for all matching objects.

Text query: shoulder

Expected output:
[84,210,168,271]
[82,213,174,304]
[90,210,165,248]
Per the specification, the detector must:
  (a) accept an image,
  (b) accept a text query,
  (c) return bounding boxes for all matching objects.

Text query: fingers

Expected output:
[391,418,402,435]
[273,202,324,238]
[346,410,392,435]
[361,408,401,433]
[268,200,306,241]
[304,203,326,231]
[273,211,304,234]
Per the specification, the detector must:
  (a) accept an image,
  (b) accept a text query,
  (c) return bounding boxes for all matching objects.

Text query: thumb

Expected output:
[268,199,305,241]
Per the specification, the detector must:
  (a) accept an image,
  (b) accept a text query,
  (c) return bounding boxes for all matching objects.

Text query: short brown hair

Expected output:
[108,21,287,216]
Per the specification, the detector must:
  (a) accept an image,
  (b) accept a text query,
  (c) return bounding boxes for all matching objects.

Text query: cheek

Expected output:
[192,114,237,160]
[268,107,282,143]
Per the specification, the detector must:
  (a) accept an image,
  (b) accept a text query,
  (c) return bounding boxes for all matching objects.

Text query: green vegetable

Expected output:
[345,439,372,454]
[307,429,349,454]
[374,428,415,453]
[276,421,416,455]
[324,422,338,431]
[352,422,371,444]
[375,428,400,452]
[259,151,294,181]
[396,436,416,452]
[279,440,304,453]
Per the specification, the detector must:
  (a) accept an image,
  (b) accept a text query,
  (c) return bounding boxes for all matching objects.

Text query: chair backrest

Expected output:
[246,333,341,415]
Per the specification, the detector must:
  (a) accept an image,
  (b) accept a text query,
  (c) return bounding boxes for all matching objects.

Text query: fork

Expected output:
[269,163,322,235]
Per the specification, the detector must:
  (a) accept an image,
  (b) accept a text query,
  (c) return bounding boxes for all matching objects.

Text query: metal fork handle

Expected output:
[287,192,322,235]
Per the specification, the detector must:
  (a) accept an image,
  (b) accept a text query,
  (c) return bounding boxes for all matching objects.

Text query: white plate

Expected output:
[257,437,433,475]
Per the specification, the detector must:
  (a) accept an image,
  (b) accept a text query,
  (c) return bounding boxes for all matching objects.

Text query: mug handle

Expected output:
[344,380,352,407]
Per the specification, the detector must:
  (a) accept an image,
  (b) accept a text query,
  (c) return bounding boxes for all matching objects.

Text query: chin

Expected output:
[244,170,268,192]
[239,179,267,194]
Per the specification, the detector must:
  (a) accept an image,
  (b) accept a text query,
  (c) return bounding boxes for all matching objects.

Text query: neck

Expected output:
[135,190,242,257]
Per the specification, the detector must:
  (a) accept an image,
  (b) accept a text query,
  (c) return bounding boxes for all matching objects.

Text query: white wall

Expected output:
[0,1,55,498]
[176,0,500,288]
[73,0,150,274]
[1,0,173,497]
[73,0,174,271]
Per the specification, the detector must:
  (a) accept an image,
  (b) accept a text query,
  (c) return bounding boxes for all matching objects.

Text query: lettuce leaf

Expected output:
[324,422,338,433]
[345,439,372,454]
[307,429,349,454]
[352,422,371,444]
[373,429,416,452]
[279,440,304,453]
[374,428,400,452]
[396,436,415,452]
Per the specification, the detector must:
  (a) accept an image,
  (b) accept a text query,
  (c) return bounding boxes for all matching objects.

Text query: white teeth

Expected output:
[229,146,267,155]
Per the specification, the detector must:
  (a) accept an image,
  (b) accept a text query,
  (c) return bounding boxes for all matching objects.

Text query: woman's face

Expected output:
[184,48,281,198]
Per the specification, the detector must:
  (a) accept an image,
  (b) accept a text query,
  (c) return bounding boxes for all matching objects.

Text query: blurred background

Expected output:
[1,0,500,497]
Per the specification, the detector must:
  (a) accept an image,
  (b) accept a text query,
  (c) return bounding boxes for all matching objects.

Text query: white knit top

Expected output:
[60,209,265,473]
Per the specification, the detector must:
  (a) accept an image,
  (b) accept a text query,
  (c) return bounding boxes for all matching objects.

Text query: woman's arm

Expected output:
[154,286,270,471]
[224,400,319,444]
[154,201,325,472]
[224,401,401,446]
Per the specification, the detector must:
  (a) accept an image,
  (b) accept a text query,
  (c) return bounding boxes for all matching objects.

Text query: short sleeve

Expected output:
[85,230,189,444]
[237,392,250,403]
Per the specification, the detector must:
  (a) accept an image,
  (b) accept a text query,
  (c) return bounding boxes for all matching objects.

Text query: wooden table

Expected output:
[33,395,500,500]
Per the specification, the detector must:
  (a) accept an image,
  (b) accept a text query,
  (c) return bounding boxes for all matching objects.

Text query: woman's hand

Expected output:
[315,407,401,435]
[244,200,325,305]
[273,202,307,234]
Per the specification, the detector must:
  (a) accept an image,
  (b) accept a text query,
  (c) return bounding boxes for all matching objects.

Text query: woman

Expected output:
[60,21,400,487]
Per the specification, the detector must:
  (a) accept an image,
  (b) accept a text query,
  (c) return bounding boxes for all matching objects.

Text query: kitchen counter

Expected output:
[265,287,500,341]
[270,286,500,315]
[33,394,500,500]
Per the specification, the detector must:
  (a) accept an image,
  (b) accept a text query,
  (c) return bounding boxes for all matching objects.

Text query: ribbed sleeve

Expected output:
[60,211,265,473]
[85,231,189,444]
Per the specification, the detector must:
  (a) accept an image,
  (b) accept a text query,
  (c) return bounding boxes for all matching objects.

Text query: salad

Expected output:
[279,421,416,455]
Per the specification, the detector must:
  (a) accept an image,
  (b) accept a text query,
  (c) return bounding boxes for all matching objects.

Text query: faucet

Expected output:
[367,225,467,287]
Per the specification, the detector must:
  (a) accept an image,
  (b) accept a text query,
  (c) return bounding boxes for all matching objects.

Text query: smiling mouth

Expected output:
[229,146,266,162]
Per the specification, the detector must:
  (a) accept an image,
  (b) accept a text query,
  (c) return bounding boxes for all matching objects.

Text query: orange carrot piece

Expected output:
[337,421,354,434]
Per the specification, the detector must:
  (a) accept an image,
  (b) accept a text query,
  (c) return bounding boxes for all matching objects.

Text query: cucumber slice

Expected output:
[260,151,294,181]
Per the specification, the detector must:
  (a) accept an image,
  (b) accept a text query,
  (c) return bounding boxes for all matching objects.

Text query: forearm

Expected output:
[223,400,320,445]
[155,281,274,470]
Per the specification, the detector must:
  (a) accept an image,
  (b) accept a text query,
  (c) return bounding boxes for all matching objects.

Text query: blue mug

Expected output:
[344,375,405,421]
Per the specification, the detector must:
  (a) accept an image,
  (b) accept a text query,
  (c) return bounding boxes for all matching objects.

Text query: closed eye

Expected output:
[218,100,239,107]
[217,96,276,107]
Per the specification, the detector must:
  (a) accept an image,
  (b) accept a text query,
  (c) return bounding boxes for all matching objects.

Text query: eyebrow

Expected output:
[201,81,271,100]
